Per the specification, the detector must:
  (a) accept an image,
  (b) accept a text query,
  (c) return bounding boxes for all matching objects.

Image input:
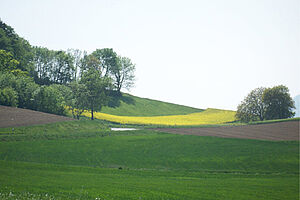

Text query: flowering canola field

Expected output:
[82,108,236,125]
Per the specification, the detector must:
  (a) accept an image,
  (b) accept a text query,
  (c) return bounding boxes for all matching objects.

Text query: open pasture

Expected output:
[0,121,298,199]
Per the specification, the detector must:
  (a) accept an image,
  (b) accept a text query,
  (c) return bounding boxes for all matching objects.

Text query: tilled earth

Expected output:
[155,121,299,141]
[0,105,73,128]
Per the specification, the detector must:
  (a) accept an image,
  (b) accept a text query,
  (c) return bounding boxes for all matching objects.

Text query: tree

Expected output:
[67,49,86,81]
[236,87,266,122]
[80,68,112,120]
[0,49,19,72]
[32,46,53,85]
[91,48,118,77]
[0,20,34,74]
[32,47,75,85]
[0,87,18,107]
[66,82,88,119]
[263,85,295,120]
[111,56,135,92]
[33,85,66,115]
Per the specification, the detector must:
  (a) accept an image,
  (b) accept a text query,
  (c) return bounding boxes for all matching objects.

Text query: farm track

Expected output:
[0,105,73,128]
[154,121,300,141]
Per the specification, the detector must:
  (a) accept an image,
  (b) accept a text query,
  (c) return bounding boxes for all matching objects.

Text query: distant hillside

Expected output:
[100,93,203,116]
[293,95,300,117]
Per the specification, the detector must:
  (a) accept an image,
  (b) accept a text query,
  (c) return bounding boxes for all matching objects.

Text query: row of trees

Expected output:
[0,19,136,119]
[236,85,295,122]
[32,47,135,92]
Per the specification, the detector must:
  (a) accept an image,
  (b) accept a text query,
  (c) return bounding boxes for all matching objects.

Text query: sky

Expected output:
[0,0,299,110]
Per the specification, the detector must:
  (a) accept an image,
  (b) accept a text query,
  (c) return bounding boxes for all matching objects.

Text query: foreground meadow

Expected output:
[0,121,298,199]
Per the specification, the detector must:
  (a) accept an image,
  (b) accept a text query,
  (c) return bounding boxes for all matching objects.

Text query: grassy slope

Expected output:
[100,93,203,116]
[0,121,298,199]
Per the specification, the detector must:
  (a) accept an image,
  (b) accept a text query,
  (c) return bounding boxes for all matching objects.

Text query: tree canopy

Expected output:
[236,86,295,122]
[263,85,295,120]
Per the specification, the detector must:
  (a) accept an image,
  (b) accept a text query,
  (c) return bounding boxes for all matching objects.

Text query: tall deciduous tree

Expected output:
[91,48,118,77]
[263,85,295,120]
[67,82,88,119]
[111,56,135,92]
[80,68,112,120]
[67,49,86,81]
[32,47,75,85]
[236,87,266,122]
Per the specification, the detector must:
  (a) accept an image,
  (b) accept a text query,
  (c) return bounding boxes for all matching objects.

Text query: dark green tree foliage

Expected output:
[236,87,266,122]
[32,47,75,85]
[32,46,53,85]
[236,86,295,122]
[263,85,295,120]
[0,20,34,73]
[80,68,112,120]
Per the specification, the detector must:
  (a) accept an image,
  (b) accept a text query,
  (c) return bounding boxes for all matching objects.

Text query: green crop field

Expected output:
[0,121,298,200]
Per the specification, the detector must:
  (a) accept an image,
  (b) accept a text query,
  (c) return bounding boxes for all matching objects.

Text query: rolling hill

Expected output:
[100,93,203,116]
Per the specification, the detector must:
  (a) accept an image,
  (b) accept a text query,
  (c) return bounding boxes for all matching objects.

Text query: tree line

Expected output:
[0,20,135,119]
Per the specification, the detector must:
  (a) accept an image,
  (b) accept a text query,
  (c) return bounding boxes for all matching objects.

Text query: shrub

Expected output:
[0,87,18,107]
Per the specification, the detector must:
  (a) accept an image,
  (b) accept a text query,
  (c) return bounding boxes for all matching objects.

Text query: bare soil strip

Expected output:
[154,121,299,141]
[0,105,73,128]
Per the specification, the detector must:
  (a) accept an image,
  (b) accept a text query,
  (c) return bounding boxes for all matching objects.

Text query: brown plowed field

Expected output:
[0,105,74,128]
[155,121,299,141]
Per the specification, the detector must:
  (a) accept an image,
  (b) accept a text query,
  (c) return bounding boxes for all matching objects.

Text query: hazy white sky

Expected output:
[1,0,299,110]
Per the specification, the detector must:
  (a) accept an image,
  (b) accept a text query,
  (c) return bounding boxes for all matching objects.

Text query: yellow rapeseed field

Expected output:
[82,108,236,125]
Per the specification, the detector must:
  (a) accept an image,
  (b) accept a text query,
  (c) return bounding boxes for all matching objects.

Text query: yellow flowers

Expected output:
[82,108,236,126]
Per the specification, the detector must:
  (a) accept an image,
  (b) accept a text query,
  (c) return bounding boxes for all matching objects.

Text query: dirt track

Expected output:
[0,105,73,128]
[155,121,299,141]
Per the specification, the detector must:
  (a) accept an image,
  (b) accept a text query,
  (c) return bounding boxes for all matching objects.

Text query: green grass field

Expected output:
[100,93,203,116]
[0,121,298,199]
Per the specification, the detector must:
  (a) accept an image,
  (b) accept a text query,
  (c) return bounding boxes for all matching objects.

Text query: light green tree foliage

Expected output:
[236,87,266,122]
[67,82,89,119]
[33,85,66,115]
[0,49,19,72]
[91,48,118,77]
[0,72,37,109]
[80,68,112,120]
[67,49,86,81]
[0,87,18,107]
[263,85,295,120]
[82,49,136,93]
[111,56,135,92]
